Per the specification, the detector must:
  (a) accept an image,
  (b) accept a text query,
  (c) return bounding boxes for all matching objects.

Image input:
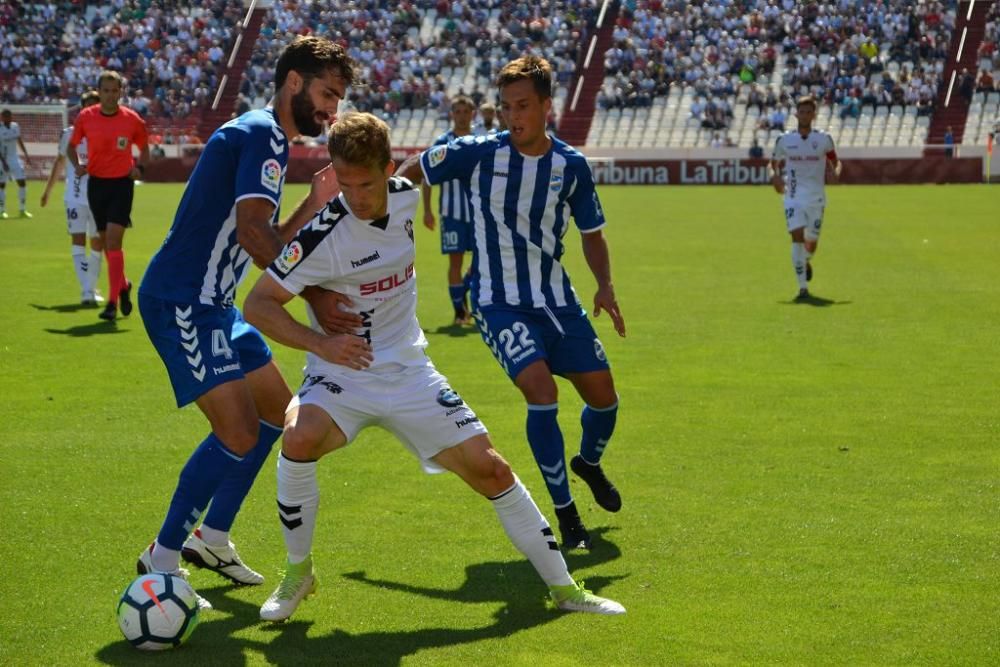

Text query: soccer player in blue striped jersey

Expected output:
[399,56,627,550]
[134,37,365,607]
[421,95,476,325]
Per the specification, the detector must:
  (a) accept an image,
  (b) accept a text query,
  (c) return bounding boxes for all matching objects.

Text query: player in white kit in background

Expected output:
[41,90,104,305]
[0,108,33,219]
[769,95,841,300]
[244,112,625,622]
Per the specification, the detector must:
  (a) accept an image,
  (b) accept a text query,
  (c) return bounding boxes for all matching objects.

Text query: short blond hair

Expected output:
[327,112,391,170]
[496,56,553,99]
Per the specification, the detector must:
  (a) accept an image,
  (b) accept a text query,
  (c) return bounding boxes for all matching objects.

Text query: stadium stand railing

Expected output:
[926,0,996,153]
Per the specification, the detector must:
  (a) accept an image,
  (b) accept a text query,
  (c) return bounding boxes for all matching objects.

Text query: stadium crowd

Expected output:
[597,0,959,131]
[242,0,595,120]
[1,0,240,122]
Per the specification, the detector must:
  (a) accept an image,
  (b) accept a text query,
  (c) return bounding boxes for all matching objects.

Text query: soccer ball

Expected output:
[116,573,200,650]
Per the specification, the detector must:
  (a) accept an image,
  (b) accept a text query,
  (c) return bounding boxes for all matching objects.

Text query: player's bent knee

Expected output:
[215,423,260,456]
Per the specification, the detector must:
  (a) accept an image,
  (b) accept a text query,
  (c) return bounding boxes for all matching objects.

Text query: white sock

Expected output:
[490,477,573,587]
[86,249,102,294]
[151,540,181,573]
[197,524,229,547]
[18,185,26,210]
[791,242,808,290]
[71,245,89,292]
[277,454,320,565]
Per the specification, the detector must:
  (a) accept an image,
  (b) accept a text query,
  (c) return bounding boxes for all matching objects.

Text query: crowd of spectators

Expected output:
[243,0,596,122]
[597,0,962,141]
[1,0,239,126]
[2,0,994,148]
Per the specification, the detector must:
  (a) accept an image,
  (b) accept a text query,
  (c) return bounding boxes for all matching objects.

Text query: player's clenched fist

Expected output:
[315,334,373,370]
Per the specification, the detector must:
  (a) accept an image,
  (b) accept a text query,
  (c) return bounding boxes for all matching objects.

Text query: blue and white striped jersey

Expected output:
[430,130,472,223]
[420,132,606,310]
[141,108,287,306]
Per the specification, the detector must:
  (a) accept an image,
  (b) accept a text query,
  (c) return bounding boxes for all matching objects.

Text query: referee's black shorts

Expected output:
[87,176,134,231]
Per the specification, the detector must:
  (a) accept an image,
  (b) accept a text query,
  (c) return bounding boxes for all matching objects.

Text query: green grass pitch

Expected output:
[0,181,997,665]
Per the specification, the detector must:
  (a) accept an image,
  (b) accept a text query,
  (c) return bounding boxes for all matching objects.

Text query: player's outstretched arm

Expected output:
[235,197,284,268]
[581,230,626,338]
[826,158,842,184]
[66,143,85,177]
[275,164,340,243]
[18,136,30,164]
[300,287,364,335]
[769,159,785,194]
[40,155,65,207]
[420,182,436,230]
[245,273,373,370]
[396,151,426,185]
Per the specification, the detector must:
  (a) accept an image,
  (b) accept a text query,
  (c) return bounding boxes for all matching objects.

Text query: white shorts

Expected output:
[0,156,25,181]
[288,363,489,473]
[784,203,824,240]
[65,202,97,237]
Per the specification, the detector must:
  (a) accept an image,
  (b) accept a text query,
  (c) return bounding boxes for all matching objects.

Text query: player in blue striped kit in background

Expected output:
[400,56,627,550]
[420,95,477,325]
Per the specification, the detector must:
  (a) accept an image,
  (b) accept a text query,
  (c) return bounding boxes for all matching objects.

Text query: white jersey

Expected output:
[58,127,89,207]
[0,121,21,164]
[771,129,836,206]
[267,176,428,377]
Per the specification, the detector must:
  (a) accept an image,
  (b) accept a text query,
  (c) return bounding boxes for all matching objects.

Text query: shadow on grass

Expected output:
[779,294,852,307]
[425,323,478,338]
[30,302,101,314]
[44,322,127,337]
[94,529,626,666]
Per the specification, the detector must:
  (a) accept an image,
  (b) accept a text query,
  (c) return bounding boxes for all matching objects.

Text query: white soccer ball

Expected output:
[117,573,200,650]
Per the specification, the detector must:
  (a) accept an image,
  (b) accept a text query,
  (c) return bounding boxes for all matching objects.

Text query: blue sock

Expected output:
[448,283,465,311]
[462,271,473,293]
[156,433,244,550]
[202,420,282,532]
[526,403,571,507]
[580,400,618,464]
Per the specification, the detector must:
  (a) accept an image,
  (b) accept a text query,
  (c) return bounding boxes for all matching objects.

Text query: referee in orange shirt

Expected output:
[68,70,149,321]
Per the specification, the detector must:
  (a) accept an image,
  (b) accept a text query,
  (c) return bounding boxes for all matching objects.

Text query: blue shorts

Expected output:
[139,292,272,407]
[440,216,473,254]
[473,304,611,381]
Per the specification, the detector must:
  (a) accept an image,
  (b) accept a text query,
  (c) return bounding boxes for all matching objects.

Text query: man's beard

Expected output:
[292,87,323,137]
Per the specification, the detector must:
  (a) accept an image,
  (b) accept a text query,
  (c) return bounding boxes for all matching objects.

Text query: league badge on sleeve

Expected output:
[427,145,447,168]
[261,158,282,194]
[274,241,303,274]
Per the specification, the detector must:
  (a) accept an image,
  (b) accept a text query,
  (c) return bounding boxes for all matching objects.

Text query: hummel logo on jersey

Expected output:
[350,250,381,269]
[455,416,480,428]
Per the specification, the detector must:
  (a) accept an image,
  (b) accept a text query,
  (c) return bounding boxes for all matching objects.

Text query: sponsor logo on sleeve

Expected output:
[427,145,447,168]
[261,158,282,193]
[274,241,302,273]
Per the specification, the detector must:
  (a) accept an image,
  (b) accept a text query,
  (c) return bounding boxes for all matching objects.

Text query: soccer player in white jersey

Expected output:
[40,91,104,305]
[398,56,627,551]
[244,112,625,621]
[769,95,841,300]
[421,95,476,325]
[0,108,33,218]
